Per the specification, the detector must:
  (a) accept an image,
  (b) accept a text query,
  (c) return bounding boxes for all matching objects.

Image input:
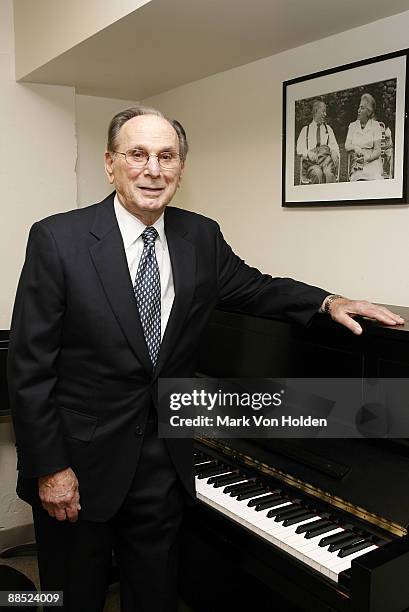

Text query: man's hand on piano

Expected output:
[322,297,404,335]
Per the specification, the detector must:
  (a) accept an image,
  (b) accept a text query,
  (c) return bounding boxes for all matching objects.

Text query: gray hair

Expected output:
[312,99,325,116]
[107,105,189,162]
[360,93,376,118]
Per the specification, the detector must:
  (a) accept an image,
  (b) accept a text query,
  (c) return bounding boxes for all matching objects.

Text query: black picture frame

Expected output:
[282,49,409,207]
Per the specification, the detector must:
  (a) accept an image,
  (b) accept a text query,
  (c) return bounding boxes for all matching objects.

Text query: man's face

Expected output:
[105,114,184,222]
[314,103,326,124]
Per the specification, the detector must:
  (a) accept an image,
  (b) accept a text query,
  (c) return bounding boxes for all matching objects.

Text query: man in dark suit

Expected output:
[7,106,403,612]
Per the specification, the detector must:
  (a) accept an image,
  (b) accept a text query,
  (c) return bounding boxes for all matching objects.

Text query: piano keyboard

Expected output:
[194,450,382,583]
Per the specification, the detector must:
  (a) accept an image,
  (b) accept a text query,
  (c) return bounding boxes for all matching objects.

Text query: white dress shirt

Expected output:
[296,120,339,158]
[114,194,175,340]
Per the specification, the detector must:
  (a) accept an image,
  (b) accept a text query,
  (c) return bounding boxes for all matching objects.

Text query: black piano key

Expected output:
[223,479,256,494]
[230,484,263,498]
[274,506,304,522]
[193,451,207,459]
[209,472,242,486]
[267,502,299,518]
[214,475,247,488]
[247,492,281,507]
[207,470,236,484]
[304,522,337,539]
[296,517,329,534]
[236,487,269,501]
[195,460,218,474]
[283,511,317,527]
[319,530,352,547]
[337,539,373,558]
[197,465,230,479]
[328,535,364,552]
[255,497,288,511]
[194,460,212,468]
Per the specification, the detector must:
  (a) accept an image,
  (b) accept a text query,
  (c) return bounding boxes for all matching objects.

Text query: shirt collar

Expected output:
[357,118,373,131]
[114,193,166,250]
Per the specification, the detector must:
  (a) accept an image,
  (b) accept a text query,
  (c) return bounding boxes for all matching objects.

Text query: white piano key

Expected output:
[224,495,277,519]
[208,483,257,506]
[256,515,319,542]
[298,529,346,571]
[195,476,247,498]
[274,525,341,566]
[323,542,377,570]
[215,490,282,517]
[283,520,328,550]
[196,480,258,519]
[195,461,381,584]
[320,540,369,572]
[196,471,234,485]
[265,515,320,537]
[288,530,338,552]
[326,545,378,582]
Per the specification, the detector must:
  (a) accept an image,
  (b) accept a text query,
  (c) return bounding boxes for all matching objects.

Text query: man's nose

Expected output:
[145,155,161,176]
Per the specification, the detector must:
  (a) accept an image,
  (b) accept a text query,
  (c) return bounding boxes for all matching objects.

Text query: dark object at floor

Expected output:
[0,564,38,611]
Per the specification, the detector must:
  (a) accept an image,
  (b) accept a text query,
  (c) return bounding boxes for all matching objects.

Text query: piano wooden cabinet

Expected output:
[179,306,409,612]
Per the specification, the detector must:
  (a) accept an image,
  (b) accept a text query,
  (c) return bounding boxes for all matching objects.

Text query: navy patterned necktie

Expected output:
[134,226,161,366]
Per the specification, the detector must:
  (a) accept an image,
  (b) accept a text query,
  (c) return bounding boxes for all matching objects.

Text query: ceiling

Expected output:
[17,0,409,100]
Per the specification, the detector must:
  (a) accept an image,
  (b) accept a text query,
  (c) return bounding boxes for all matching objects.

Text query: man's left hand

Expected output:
[323,297,404,335]
[330,150,339,165]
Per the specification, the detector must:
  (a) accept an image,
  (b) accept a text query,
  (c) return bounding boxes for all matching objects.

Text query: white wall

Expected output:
[0,0,77,547]
[14,0,152,80]
[76,94,137,207]
[143,11,409,306]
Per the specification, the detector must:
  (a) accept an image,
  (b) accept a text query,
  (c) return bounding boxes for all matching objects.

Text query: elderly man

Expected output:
[8,106,403,612]
[296,100,340,184]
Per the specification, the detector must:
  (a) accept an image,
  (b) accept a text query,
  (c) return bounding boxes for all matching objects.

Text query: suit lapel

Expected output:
[88,195,152,372]
[154,209,196,377]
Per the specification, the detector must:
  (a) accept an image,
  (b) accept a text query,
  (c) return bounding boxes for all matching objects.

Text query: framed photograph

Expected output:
[282,49,408,207]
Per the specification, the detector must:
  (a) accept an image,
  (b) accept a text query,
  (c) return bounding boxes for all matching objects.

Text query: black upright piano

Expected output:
[180,306,409,612]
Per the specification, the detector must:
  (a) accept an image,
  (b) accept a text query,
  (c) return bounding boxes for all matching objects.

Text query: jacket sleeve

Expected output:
[7,221,70,478]
[215,225,329,326]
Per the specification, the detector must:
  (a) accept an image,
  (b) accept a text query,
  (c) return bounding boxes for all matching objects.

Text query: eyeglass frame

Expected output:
[111,148,182,170]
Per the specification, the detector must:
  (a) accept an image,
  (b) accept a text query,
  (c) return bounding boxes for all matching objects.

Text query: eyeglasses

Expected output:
[113,149,181,170]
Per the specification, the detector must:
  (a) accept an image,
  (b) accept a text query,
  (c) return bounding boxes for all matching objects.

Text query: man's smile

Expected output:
[138,186,165,194]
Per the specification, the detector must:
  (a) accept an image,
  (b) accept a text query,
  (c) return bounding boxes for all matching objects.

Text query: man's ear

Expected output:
[104,151,115,184]
[177,162,185,187]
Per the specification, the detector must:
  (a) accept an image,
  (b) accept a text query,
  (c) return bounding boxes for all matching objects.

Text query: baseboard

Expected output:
[0,523,35,555]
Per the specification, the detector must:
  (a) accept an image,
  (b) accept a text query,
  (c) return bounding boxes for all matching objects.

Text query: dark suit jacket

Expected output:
[8,192,328,521]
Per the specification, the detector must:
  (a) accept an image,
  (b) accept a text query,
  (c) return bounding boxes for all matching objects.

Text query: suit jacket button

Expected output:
[135,425,143,436]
